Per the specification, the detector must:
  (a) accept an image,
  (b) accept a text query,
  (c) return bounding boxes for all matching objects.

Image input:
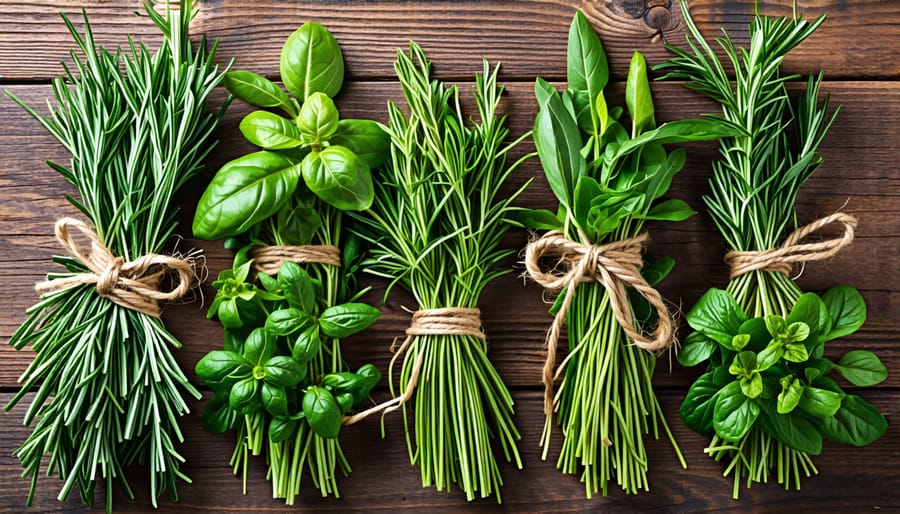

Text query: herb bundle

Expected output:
[520,11,733,496]
[192,21,389,502]
[351,42,528,501]
[659,2,887,495]
[5,2,228,510]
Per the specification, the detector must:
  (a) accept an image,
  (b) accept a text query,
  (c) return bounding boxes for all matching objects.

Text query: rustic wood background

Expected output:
[1,1,897,512]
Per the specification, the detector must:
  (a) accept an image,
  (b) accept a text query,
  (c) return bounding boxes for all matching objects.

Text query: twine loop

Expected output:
[35,218,195,317]
[250,245,342,275]
[524,231,674,416]
[725,212,857,279]
[343,307,484,426]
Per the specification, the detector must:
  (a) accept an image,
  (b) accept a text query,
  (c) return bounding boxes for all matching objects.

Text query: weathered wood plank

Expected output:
[0,81,897,388]
[2,390,898,512]
[0,1,897,82]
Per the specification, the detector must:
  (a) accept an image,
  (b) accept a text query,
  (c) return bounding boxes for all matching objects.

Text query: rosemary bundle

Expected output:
[6,2,228,510]
[352,42,529,501]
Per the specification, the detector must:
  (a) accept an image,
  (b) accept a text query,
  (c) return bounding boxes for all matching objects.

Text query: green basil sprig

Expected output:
[193,21,389,240]
[680,286,887,455]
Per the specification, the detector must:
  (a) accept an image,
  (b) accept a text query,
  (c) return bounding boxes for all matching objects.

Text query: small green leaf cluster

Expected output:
[196,260,381,440]
[680,286,887,455]
[193,21,390,240]
[517,11,735,245]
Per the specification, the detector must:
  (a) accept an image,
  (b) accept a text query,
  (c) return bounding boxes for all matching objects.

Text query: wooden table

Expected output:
[1,1,897,512]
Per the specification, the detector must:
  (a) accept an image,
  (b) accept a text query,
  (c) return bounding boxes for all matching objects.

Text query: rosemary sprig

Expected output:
[6,2,228,510]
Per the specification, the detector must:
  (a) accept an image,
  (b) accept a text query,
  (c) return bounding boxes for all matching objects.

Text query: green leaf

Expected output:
[302,146,374,211]
[263,356,307,388]
[814,395,887,446]
[608,120,736,163]
[268,417,299,443]
[291,324,322,364]
[353,363,381,403]
[798,387,842,418]
[681,370,719,434]
[297,92,339,140]
[677,331,716,367]
[261,382,289,417]
[821,286,867,341]
[737,317,770,352]
[275,200,322,246]
[280,21,344,101]
[640,256,675,287]
[277,261,318,314]
[786,293,826,339]
[266,308,310,336]
[303,386,343,439]
[201,392,239,434]
[834,350,888,386]
[637,198,695,221]
[783,342,809,363]
[323,372,365,394]
[567,10,608,136]
[625,51,655,136]
[765,315,788,337]
[195,350,252,389]
[508,208,563,230]
[229,377,260,415]
[777,377,803,414]
[243,328,276,366]
[756,342,783,371]
[533,77,587,208]
[329,119,390,169]
[239,110,304,150]
[335,392,355,414]
[731,334,751,352]
[319,303,380,339]
[758,401,823,455]
[193,151,302,239]
[713,381,759,442]
[223,70,296,116]
[729,351,758,377]
[218,298,242,330]
[741,374,763,399]
[686,288,748,347]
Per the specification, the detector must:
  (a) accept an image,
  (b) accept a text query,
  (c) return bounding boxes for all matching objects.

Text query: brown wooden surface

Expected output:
[1,1,898,512]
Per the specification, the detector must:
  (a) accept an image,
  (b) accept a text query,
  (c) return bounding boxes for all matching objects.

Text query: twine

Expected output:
[725,212,857,279]
[342,307,485,425]
[524,231,674,416]
[34,218,194,317]
[250,244,342,275]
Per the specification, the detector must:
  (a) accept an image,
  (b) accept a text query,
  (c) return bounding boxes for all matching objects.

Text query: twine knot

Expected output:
[35,218,195,317]
[250,245,342,275]
[343,307,484,426]
[524,231,674,416]
[725,212,857,279]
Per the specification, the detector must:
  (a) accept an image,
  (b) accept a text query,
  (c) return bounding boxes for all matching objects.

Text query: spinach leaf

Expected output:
[280,21,344,101]
[813,395,887,446]
[833,350,887,386]
[713,381,759,442]
[797,386,842,418]
[508,208,563,230]
[302,146,374,211]
[239,110,304,150]
[686,289,748,347]
[224,70,297,117]
[608,120,736,164]
[758,401,823,455]
[681,370,719,434]
[677,331,716,367]
[821,285,867,341]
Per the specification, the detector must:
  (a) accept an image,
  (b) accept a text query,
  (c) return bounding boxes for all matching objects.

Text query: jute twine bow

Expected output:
[524,230,674,417]
[725,212,857,279]
[343,307,485,425]
[250,245,342,275]
[35,218,194,317]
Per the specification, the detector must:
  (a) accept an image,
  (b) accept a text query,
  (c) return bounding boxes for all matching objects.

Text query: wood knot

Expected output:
[645,5,672,31]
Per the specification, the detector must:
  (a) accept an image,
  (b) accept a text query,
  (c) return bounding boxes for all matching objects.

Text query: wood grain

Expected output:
[0,1,898,82]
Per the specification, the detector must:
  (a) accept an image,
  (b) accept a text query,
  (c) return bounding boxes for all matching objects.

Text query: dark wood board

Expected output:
[0,1,898,512]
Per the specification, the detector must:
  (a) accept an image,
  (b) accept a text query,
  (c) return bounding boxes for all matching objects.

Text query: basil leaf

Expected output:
[195,350,252,389]
[303,386,343,439]
[821,285,867,342]
[758,401,823,455]
[302,146,374,211]
[193,151,302,239]
[638,198,695,221]
[567,10,607,136]
[243,328,276,366]
[297,92,339,140]
[798,386,842,418]
[239,110,304,150]
[833,350,888,386]
[223,70,297,117]
[278,261,318,314]
[269,416,299,443]
[291,325,322,364]
[263,356,307,388]
[323,372,365,394]
[625,51,655,137]
[354,363,382,403]
[319,303,380,339]
[335,392,355,414]
[261,382,289,417]
[677,331,716,367]
[713,381,759,442]
[275,200,322,246]
[329,119,390,169]
[201,392,239,434]
[533,77,587,208]
[680,370,719,434]
[813,395,887,446]
[266,308,310,336]
[229,377,260,415]
[507,208,563,230]
[280,21,344,101]
[217,298,243,330]
[686,288,748,347]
